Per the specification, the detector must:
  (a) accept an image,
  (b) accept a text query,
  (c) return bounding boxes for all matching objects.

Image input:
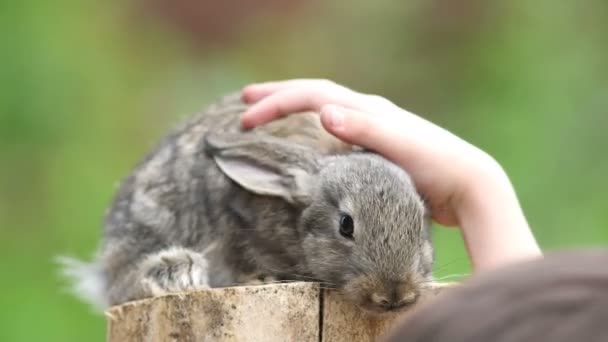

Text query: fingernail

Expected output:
[239,112,254,128]
[241,89,254,103]
[325,106,344,129]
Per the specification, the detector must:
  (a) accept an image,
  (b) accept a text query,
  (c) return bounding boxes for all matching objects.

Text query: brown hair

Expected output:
[385,250,608,342]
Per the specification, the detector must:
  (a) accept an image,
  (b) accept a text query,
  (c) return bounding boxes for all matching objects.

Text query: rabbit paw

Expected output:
[140,247,210,296]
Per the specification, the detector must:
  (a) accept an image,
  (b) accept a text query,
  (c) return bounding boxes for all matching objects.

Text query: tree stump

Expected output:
[106,282,451,342]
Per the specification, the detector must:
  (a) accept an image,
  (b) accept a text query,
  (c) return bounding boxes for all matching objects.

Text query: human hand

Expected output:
[241,79,541,271]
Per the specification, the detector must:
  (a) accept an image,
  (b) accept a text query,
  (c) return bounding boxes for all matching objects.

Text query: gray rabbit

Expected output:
[61,92,434,314]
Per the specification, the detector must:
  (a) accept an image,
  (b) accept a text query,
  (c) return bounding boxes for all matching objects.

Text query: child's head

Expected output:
[385,250,608,342]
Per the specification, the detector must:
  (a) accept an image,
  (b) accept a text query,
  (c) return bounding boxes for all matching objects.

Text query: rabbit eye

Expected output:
[339,214,354,238]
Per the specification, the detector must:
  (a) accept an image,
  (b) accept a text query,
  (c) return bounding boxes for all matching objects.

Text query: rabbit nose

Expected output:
[371,291,419,311]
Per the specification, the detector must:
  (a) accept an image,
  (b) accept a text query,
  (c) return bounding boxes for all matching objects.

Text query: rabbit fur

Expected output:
[61,93,434,313]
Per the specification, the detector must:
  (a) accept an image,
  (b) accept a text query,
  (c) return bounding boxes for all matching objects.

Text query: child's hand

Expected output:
[241,79,541,272]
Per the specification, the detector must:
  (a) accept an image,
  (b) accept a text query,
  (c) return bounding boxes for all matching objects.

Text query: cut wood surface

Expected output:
[106,282,452,342]
[322,282,453,342]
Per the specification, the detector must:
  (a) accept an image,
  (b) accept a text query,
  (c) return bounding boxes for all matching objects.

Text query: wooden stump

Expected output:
[106,282,451,342]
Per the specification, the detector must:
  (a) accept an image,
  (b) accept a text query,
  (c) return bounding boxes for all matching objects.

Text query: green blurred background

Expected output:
[1,0,606,340]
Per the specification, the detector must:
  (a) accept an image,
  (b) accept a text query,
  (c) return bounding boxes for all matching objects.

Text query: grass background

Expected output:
[1,0,606,340]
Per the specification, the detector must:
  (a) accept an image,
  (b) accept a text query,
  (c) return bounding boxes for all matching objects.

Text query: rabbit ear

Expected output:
[205,133,319,206]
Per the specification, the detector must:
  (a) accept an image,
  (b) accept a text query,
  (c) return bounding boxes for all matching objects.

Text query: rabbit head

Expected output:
[205,132,433,314]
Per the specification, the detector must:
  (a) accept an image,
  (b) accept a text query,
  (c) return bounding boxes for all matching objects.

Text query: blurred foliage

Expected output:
[0,0,606,340]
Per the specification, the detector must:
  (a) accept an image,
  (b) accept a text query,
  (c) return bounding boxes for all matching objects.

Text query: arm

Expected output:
[240,79,541,272]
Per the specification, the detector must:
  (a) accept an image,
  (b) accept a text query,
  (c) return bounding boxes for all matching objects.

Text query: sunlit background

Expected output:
[1,0,607,340]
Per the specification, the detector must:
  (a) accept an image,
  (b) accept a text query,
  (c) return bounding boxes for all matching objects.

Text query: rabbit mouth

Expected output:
[340,274,421,315]
[356,296,417,315]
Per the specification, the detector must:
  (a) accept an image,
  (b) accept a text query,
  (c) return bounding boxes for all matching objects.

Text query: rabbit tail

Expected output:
[57,256,107,311]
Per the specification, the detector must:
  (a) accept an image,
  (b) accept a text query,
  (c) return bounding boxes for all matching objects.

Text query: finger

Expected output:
[241,89,323,128]
[319,105,406,162]
[241,81,291,103]
[240,86,355,128]
[241,79,342,103]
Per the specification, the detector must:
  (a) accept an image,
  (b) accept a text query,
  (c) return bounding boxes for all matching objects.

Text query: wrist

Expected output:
[455,155,542,271]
